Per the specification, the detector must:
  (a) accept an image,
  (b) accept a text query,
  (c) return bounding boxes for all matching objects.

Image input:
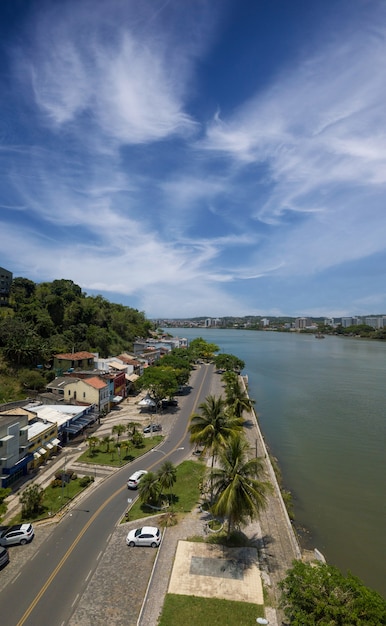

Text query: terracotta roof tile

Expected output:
[54,351,96,360]
[83,377,107,390]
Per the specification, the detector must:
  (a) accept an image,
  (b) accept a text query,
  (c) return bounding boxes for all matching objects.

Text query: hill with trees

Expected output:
[0,277,153,401]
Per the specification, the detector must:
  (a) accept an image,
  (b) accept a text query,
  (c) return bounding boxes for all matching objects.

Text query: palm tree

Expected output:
[86,435,99,458]
[112,423,126,442]
[138,471,160,507]
[224,378,255,419]
[120,439,132,460]
[126,422,139,440]
[188,395,243,500]
[157,461,177,506]
[222,370,238,388]
[211,433,271,539]
[101,435,113,453]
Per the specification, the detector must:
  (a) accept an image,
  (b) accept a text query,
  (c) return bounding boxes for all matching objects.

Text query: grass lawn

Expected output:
[78,436,163,467]
[159,595,265,626]
[127,459,206,520]
[12,477,93,524]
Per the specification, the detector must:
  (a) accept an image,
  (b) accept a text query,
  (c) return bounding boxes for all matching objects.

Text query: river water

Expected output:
[167,327,386,597]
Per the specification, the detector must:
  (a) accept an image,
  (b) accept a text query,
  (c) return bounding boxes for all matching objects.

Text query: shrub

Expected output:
[79,475,94,487]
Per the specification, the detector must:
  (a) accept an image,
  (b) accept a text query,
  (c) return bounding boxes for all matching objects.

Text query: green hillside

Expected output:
[0,277,153,402]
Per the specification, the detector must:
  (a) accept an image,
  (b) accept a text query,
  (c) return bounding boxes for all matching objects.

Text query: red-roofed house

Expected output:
[53,351,96,372]
[63,376,109,413]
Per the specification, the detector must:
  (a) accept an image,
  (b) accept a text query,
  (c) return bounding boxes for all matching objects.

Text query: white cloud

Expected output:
[198,14,386,281]
[22,0,201,146]
[3,1,386,318]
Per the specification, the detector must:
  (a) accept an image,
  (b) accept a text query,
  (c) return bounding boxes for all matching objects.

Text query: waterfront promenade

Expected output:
[1,363,301,625]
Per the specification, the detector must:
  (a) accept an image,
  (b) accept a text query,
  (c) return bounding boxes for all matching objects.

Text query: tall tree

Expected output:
[224,376,255,418]
[112,423,126,442]
[214,353,245,373]
[211,434,271,538]
[86,435,99,457]
[157,461,177,506]
[189,337,219,361]
[138,472,160,507]
[135,365,179,404]
[101,435,113,453]
[126,422,139,439]
[19,484,44,518]
[189,395,244,498]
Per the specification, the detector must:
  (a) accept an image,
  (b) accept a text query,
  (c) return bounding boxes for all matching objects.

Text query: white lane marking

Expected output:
[71,593,79,608]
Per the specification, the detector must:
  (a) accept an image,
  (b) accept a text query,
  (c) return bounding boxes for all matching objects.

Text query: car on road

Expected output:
[126,526,161,548]
[0,523,34,546]
[0,546,9,569]
[160,399,178,409]
[143,423,162,433]
[127,470,148,489]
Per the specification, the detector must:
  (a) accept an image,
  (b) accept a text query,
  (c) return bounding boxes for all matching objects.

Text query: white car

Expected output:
[126,526,161,548]
[127,470,147,489]
[0,524,34,546]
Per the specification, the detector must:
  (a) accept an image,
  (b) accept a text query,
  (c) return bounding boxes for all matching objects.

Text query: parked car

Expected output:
[0,524,34,546]
[143,423,162,433]
[127,470,148,489]
[126,526,161,548]
[160,399,178,408]
[0,546,9,569]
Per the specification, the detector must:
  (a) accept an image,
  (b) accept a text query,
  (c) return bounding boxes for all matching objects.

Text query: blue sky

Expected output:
[1,0,386,319]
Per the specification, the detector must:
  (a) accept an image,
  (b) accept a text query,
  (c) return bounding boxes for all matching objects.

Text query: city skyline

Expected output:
[1,1,386,319]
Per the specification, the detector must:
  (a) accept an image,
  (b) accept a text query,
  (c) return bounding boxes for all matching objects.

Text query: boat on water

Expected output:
[315,332,325,339]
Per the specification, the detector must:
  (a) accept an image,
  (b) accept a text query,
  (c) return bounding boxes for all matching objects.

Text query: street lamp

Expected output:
[61,447,82,502]
[61,452,69,502]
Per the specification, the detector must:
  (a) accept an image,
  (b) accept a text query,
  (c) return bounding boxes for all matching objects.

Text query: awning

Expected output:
[34,452,41,460]
[64,423,83,434]
[70,416,94,430]
[138,395,156,408]
[52,438,61,446]
[38,447,47,455]
[45,442,53,450]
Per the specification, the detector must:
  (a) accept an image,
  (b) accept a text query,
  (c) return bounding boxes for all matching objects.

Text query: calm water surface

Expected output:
[168,328,386,596]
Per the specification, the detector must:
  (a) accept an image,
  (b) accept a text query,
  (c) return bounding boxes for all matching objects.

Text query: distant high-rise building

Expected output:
[365,316,386,329]
[0,266,12,306]
[295,317,314,329]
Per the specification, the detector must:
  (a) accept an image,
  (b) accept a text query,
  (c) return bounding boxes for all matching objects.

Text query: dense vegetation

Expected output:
[279,560,386,625]
[0,277,153,401]
[135,337,221,403]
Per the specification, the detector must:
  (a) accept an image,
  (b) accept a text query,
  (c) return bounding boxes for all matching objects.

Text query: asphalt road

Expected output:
[0,363,215,626]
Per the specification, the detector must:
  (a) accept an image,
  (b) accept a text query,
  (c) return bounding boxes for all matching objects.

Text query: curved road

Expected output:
[0,363,215,626]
